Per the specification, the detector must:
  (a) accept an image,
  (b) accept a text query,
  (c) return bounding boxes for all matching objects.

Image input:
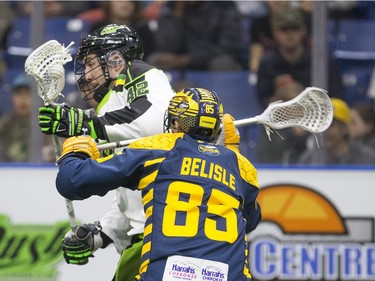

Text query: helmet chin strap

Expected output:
[93,79,113,103]
[93,58,130,103]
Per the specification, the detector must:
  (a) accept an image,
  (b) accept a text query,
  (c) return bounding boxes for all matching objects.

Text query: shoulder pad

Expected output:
[234,151,259,188]
[129,133,184,150]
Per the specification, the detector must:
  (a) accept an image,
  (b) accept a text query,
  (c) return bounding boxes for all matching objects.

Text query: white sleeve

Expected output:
[100,194,132,253]
[100,187,146,253]
[115,188,146,236]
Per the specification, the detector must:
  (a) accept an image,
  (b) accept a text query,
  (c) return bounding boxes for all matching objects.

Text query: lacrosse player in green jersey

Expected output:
[38,23,174,281]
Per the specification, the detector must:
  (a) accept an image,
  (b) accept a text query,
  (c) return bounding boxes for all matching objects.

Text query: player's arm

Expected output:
[38,97,151,141]
[221,114,261,231]
[242,176,261,234]
[61,221,114,265]
[100,200,133,253]
[55,136,151,200]
[94,96,152,138]
[243,199,262,234]
[223,113,240,152]
[235,153,262,233]
[62,200,133,265]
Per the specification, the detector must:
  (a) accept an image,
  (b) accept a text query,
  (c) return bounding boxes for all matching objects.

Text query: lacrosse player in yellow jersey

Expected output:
[38,24,174,281]
[55,87,262,281]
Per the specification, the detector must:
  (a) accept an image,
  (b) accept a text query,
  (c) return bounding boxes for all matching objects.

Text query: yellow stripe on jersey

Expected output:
[138,170,158,190]
[142,189,153,206]
[139,241,151,274]
[137,157,163,189]
[244,265,252,278]
[243,235,252,278]
[144,223,152,237]
[139,259,149,275]
[145,205,153,220]
[145,157,164,167]
[96,153,115,163]
[141,241,151,256]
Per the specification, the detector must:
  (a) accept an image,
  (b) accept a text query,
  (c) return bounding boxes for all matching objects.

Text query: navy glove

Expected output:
[61,221,103,265]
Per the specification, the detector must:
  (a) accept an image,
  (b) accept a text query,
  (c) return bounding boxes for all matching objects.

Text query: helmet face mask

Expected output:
[164,88,224,142]
[74,24,144,102]
[75,54,108,101]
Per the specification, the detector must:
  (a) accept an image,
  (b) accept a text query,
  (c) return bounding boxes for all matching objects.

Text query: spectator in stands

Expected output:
[0,74,53,162]
[255,127,310,165]
[11,1,92,18]
[79,1,155,60]
[0,74,32,162]
[328,1,364,20]
[256,7,344,110]
[248,1,291,73]
[146,1,243,71]
[0,2,15,48]
[349,101,375,150]
[298,98,375,165]
[141,0,166,21]
[0,1,15,76]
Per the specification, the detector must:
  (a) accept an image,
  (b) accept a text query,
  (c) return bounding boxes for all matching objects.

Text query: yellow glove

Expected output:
[57,136,100,164]
[223,113,240,152]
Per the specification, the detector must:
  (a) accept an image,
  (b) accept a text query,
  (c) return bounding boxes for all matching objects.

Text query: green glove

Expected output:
[61,221,103,265]
[38,104,98,139]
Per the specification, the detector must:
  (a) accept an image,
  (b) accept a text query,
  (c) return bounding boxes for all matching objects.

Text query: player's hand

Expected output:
[223,113,240,152]
[61,222,103,265]
[38,104,95,138]
[57,136,100,163]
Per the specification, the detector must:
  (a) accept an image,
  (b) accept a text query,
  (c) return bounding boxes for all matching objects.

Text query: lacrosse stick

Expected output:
[234,86,333,140]
[97,87,333,151]
[25,40,78,232]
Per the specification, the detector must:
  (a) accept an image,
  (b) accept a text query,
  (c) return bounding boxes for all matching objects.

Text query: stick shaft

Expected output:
[65,198,78,232]
[97,116,259,151]
[233,116,258,127]
[98,139,137,151]
[26,40,78,233]
[52,134,78,232]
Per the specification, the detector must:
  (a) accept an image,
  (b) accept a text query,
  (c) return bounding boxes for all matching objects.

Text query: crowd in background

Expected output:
[0,0,375,166]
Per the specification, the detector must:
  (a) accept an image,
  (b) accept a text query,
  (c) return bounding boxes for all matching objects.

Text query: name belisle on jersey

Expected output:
[180,156,236,190]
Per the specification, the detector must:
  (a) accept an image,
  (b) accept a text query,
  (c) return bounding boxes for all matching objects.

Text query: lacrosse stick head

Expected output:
[24,40,74,104]
[258,87,333,133]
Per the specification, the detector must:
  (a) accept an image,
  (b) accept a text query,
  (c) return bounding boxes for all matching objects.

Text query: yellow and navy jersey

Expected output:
[56,133,261,281]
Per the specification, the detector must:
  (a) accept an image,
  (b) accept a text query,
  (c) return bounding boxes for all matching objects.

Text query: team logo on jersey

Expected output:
[248,184,374,280]
[198,144,220,156]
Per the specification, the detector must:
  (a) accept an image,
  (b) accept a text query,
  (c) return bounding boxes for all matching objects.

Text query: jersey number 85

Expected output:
[162,181,240,243]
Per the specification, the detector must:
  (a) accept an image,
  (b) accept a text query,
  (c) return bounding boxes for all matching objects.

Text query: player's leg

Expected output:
[114,234,143,281]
